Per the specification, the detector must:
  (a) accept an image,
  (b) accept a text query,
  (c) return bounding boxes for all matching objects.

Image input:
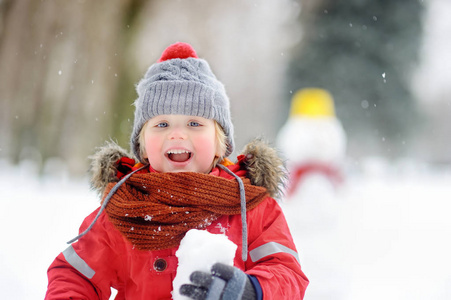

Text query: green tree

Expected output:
[286,0,424,158]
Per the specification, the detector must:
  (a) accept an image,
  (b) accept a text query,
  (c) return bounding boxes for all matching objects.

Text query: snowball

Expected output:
[172,229,237,300]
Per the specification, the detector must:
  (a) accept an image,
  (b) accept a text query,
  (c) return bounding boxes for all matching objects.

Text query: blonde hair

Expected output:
[138,123,147,161]
[138,120,228,167]
[213,121,227,166]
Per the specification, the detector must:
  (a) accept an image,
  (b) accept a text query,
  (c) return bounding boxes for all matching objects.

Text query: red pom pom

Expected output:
[158,42,198,62]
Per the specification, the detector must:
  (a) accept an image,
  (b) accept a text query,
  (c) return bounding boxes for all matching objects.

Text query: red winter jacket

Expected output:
[45,164,308,299]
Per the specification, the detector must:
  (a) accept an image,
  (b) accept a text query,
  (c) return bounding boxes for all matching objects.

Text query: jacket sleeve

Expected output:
[45,208,126,300]
[245,197,309,299]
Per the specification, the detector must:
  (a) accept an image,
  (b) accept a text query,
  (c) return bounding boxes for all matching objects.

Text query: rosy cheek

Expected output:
[195,136,216,155]
[144,136,161,158]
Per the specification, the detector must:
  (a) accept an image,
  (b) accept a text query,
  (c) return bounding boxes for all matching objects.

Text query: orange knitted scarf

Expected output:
[103,171,268,251]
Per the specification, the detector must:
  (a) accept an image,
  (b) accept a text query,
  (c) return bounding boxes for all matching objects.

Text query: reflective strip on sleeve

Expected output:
[62,245,95,279]
[249,242,300,264]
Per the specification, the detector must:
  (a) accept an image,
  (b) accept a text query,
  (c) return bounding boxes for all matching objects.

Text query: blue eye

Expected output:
[189,121,200,127]
[156,122,168,128]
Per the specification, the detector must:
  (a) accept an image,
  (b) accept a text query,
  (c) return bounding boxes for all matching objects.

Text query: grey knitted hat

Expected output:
[130,42,234,163]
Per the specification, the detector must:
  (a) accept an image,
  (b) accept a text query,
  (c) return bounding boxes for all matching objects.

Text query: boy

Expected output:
[45,42,308,299]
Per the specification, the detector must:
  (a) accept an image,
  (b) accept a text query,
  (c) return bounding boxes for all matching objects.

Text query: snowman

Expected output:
[277,89,349,298]
[277,88,346,201]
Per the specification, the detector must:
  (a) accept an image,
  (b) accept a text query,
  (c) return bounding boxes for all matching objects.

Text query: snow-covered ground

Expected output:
[0,159,450,299]
[281,159,451,300]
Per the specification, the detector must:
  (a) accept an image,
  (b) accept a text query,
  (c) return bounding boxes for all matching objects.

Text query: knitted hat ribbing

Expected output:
[130,42,234,163]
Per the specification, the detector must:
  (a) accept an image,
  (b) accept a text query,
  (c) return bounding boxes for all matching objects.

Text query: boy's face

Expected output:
[143,114,224,173]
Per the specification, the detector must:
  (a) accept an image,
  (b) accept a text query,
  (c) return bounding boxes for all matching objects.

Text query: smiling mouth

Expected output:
[167,149,192,162]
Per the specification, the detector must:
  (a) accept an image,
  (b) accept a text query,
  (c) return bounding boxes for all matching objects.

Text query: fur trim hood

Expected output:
[89,139,287,199]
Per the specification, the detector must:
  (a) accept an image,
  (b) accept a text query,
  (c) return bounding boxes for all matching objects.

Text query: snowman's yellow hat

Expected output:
[290,88,335,118]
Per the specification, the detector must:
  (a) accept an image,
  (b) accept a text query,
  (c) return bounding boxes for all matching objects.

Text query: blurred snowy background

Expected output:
[1,0,450,299]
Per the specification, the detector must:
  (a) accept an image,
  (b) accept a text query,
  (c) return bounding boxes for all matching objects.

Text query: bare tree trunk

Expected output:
[0,0,143,175]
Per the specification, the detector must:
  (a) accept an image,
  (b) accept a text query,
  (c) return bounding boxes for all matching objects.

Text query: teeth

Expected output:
[167,149,190,155]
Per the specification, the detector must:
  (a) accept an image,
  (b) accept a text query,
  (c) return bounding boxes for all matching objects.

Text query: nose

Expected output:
[168,126,187,140]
